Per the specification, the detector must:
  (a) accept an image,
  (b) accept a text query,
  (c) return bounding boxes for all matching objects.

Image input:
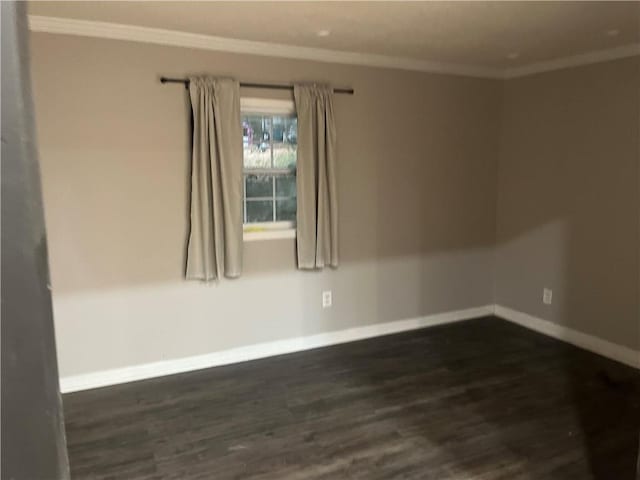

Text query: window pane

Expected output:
[276,198,296,222]
[246,200,273,223]
[273,117,297,169]
[245,174,273,198]
[242,115,272,168]
[242,113,297,226]
[275,175,296,198]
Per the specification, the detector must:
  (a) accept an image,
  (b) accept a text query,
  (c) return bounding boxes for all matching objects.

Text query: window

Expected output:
[241,98,297,240]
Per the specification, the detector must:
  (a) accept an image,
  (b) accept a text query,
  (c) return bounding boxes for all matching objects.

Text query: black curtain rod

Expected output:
[160,77,354,95]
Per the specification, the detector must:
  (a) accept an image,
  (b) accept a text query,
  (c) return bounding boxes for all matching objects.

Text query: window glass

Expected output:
[242,110,297,228]
[276,198,296,222]
[243,116,272,169]
[246,200,273,223]
[245,175,273,198]
[275,175,296,198]
[273,117,297,169]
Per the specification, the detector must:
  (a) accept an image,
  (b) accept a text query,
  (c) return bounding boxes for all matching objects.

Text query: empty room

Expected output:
[2,1,639,479]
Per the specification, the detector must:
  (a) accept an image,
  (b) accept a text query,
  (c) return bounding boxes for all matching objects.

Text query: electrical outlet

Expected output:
[322,291,332,308]
[543,288,553,305]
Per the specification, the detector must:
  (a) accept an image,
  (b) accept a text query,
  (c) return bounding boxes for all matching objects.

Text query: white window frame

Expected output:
[241,98,297,242]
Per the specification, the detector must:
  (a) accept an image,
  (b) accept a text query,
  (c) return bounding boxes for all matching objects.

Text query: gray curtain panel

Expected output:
[294,84,339,269]
[186,77,243,281]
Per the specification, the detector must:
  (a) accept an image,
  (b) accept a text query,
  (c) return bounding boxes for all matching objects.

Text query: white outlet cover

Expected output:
[543,288,553,305]
[322,291,332,308]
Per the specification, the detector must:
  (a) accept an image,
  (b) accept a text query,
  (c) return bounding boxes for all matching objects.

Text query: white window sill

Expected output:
[243,229,296,242]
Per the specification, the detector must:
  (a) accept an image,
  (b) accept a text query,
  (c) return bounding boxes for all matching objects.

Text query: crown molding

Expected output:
[27,15,502,79]
[28,15,640,81]
[504,43,640,79]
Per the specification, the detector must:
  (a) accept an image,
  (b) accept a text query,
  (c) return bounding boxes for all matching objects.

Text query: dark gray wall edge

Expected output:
[1,2,70,479]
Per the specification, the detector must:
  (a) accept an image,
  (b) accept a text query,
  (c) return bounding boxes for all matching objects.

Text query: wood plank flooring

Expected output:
[63,317,640,479]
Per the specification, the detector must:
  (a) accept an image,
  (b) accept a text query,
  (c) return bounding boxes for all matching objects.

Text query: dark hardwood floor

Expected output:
[63,316,640,479]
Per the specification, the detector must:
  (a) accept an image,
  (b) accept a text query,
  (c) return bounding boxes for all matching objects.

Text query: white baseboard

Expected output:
[60,305,494,393]
[60,304,638,393]
[495,305,640,369]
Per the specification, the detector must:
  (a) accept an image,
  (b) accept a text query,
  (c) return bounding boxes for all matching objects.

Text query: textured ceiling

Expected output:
[28,1,640,68]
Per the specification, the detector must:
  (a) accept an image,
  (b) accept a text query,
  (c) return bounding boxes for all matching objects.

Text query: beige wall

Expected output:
[495,56,640,349]
[31,31,639,377]
[30,33,501,377]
